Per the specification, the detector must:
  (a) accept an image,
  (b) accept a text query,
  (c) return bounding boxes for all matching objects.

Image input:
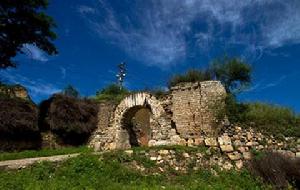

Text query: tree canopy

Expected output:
[210,56,252,94]
[0,0,57,69]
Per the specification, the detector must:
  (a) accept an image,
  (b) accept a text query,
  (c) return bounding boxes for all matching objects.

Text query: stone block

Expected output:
[218,136,232,146]
[220,145,234,153]
[235,160,243,169]
[296,152,300,158]
[204,138,218,147]
[124,150,133,156]
[227,152,241,161]
[242,152,252,160]
[194,138,204,146]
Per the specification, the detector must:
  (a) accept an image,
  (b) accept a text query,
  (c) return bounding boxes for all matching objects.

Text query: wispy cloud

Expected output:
[22,44,49,62]
[246,75,288,93]
[0,70,60,98]
[78,0,300,67]
[60,67,66,79]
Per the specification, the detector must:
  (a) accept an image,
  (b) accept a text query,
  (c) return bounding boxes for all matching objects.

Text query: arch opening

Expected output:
[121,105,152,147]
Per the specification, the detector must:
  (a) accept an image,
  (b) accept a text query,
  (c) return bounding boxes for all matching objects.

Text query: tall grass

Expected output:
[243,103,300,137]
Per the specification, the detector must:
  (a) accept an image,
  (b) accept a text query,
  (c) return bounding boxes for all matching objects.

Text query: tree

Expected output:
[0,0,57,69]
[210,56,251,94]
[62,85,79,98]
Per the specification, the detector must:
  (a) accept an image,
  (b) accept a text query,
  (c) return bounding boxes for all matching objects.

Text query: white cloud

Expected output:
[22,44,49,62]
[0,70,60,97]
[78,0,300,67]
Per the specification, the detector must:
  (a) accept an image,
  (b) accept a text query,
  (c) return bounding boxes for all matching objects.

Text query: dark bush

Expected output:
[0,96,40,151]
[248,151,300,189]
[0,96,38,135]
[39,94,98,145]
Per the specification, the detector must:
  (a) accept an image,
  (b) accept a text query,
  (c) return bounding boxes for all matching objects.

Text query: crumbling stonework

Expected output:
[89,81,226,150]
[171,81,226,137]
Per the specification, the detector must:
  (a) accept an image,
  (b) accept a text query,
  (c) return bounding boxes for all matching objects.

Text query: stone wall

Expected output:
[88,102,116,151]
[88,80,300,165]
[89,81,227,151]
[171,81,226,138]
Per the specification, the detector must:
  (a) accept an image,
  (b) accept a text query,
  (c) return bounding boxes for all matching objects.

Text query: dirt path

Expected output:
[0,153,80,170]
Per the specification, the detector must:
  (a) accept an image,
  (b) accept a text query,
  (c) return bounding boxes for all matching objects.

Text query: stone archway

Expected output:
[113,92,176,149]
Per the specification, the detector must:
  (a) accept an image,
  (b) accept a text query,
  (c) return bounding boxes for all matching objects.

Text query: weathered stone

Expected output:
[159,150,169,156]
[242,152,252,160]
[223,161,234,170]
[233,140,242,147]
[182,152,190,158]
[237,146,247,153]
[246,132,252,140]
[296,152,300,158]
[235,160,243,169]
[218,136,232,146]
[227,152,241,161]
[205,138,218,147]
[149,140,158,147]
[124,150,133,156]
[187,139,194,147]
[220,145,234,152]
[194,138,204,146]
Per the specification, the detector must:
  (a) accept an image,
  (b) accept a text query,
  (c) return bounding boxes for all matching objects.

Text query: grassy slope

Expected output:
[0,146,91,161]
[0,150,270,190]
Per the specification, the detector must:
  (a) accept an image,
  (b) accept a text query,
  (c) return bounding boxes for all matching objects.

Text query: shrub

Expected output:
[0,96,40,151]
[248,151,300,189]
[168,69,213,88]
[243,103,300,137]
[94,84,129,103]
[0,96,38,135]
[39,94,98,145]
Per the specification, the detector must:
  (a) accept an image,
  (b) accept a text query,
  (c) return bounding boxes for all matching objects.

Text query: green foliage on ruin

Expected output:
[94,84,130,103]
[168,69,213,88]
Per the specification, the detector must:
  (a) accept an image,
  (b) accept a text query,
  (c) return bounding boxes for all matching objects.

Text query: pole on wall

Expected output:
[116,62,126,89]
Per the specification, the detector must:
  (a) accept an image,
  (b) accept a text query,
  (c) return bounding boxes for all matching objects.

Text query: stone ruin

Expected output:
[89,81,227,150]
[89,80,300,168]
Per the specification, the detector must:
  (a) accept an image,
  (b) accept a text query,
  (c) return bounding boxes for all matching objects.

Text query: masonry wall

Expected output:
[171,81,226,138]
[88,102,116,151]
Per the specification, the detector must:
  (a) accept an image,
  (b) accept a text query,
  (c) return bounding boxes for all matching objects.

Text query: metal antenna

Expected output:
[116,62,126,89]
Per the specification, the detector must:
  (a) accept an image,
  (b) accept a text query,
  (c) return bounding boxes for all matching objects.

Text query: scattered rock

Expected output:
[124,150,133,156]
[205,138,218,147]
[235,160,243,169]
[227,152,241,161]
[242,152,252,160]
[220,145,234,153]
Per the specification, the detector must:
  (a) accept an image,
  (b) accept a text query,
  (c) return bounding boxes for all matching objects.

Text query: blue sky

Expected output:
[1,0,300,112]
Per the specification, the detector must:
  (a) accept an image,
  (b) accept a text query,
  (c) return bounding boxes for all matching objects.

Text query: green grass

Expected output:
[0,146,91,161]
[0,152,270,190]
